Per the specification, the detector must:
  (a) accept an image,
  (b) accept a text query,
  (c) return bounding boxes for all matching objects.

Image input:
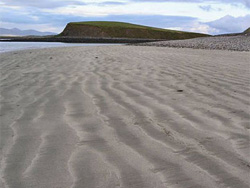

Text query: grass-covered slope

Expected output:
[244,27,250,33]
[59,21,209,40]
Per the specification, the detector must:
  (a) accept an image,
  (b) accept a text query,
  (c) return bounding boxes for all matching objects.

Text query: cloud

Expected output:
[131,0,250,8]
[1,0,249,34]
[206,14,250,34]
[236,0,250,8]
[165,21,217,34]
[199,5,213,11]
[244,0,250,7]
[182,22,218,34]
[43,1,247,21]
[164,14,250,35]
[98,1,126,5]
[0,6,198,32]
[199,5,222,12]
[0,5,200,33]
[0,0,128,8]
[2,0,250,9]
[0,6,86,27]
[0,0,87,8]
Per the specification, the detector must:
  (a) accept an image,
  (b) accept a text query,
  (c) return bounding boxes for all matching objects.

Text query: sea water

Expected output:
[0,42,119,53]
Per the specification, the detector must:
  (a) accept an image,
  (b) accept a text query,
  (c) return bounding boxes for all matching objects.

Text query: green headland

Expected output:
[59,21,210,40]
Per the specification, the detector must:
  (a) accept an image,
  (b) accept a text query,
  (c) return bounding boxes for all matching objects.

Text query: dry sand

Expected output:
[0,46,250,188]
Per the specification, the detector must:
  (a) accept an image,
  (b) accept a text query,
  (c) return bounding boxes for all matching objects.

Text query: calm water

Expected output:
[0,42,119,53]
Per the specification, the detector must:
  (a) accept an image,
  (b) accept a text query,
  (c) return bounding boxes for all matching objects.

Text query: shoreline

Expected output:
[0,42,122,54]
[0,36,164,44]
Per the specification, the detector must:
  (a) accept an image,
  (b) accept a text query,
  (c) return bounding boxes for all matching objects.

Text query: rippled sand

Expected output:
[0,46,249,188]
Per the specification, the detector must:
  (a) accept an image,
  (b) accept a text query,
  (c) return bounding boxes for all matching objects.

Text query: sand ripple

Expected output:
[0,46,249,188]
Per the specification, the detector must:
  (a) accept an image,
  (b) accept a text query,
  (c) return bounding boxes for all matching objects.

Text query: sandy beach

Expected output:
[0,45,249,188]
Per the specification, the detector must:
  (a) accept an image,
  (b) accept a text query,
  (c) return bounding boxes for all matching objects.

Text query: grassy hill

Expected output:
[244,27,250,33]
[59,21,209,40]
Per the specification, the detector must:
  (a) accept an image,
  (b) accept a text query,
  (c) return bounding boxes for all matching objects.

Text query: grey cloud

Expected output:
[199,5,222,12]
[131,0,250,8]
[206,14,250,34]
[1,0,87,8]
[199,5,213,11]
[2,0,250,9]
[1,0,127,9]
[98,1,126,5]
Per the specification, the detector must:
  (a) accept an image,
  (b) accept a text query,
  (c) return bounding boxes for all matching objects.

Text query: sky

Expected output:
[0,0,250,35]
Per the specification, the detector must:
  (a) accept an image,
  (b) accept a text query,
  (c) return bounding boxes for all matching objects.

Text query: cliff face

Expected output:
[60,24,109,38]
[59,22,209,40]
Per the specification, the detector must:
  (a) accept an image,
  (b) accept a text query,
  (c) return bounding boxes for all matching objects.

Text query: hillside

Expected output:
[59,21,209,40]
[244,27,250,33]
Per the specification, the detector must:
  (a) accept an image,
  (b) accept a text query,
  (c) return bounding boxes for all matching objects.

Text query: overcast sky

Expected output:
[0,0,250,34]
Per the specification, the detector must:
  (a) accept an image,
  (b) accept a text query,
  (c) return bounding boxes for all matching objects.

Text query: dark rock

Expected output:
[177,90,184,92]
